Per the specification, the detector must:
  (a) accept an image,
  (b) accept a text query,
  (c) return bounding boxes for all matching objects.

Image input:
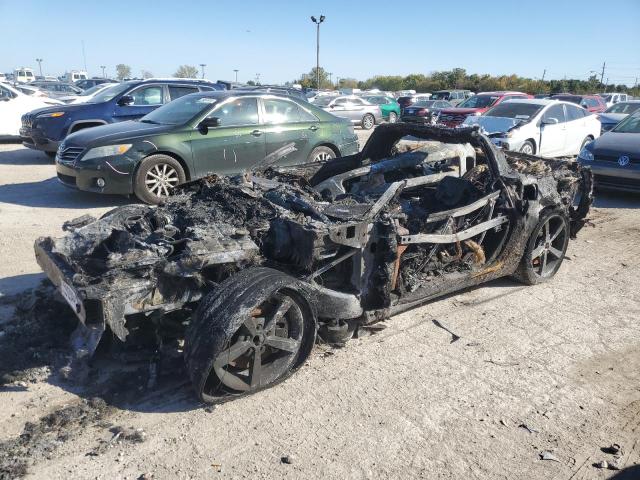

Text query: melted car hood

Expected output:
[64,121,175,147]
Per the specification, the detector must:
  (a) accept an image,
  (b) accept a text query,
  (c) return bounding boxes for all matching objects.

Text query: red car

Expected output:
[438,91,532,127]
[549,94,606,113]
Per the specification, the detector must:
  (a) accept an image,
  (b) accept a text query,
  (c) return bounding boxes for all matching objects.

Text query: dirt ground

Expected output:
[1,137,640,480]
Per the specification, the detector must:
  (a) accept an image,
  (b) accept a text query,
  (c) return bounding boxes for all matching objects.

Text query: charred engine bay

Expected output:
[35,125,591,352]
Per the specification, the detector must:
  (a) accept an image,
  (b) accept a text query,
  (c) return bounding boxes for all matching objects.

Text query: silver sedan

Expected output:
[312,95,382,130]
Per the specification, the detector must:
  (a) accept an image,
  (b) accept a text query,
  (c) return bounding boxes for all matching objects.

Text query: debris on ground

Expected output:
[594,460,609,469]
[601,443,622,455]
[281,454,296,464]
[432,319,461,343]
[539,450,560,462]
[110,426,147,443]
[518,423,539,434]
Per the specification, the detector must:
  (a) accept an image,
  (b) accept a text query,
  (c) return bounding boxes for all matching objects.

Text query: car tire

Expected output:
[361,113,375,130]
[519,141,535,155]
[308,146,336,163]
[184,267,316,404]
[133,154,186,205]
[388,112,398,124]
[512,209,570,286]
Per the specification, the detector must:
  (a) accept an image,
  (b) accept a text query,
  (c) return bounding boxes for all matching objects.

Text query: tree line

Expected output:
[295,67,638,95]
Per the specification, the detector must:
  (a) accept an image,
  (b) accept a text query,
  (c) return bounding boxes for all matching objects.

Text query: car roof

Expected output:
[476,91,527,96]
[186,90,305,101]
[501,98,563,106]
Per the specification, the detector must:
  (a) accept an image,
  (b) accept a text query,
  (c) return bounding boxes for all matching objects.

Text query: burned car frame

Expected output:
[34,123,593,403]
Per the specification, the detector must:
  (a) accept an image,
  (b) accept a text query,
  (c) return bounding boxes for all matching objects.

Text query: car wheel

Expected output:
[184,267,316,404]
[519,141,535,155]
[308,146,336,163]
[134,154,186,205]
[513,210,570,285]
[361,113,375,130]
[388,112,398,124]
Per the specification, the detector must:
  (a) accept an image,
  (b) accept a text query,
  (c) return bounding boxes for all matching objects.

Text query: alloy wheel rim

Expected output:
[364,116,373,128]
[522,144,533,155]
[145,164,179,197]
[212,292,303,392]
[530,215,567,277]
[314,152,333,162]
[389,113,397,123]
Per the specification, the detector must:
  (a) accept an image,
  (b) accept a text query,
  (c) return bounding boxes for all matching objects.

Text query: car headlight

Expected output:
[81,144,132,161]
[578,147,594,162]
[38,111,65,118]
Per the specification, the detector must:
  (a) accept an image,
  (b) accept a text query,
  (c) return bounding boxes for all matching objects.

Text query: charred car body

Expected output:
[34,123,593,403]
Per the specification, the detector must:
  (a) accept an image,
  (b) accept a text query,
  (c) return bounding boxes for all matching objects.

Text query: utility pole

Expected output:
[328,72,332,86]
[100,65,106,78]
[81,40,87,72]
[541,69,546,82]
[600,61,606,85]
[255,73,260,84]
[35,58,43,77]
[310,15,325,90]
[199,64,206,79]
[233,69,239,83]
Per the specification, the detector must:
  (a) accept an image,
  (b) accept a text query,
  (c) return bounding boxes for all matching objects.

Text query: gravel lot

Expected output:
[1,135,639,480]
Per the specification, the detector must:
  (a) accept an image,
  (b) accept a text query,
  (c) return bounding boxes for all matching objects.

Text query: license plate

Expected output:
[60,281,81,314]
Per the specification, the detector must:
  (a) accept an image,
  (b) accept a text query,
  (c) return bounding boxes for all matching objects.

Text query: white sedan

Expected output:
[0,83,63,138]
[463,99,601,157]
[58,82,118,104]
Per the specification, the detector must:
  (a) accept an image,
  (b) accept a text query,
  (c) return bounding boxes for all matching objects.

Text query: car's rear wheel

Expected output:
[134,154,186,205]
[308,146,336,163]
[519,141,535,155]
[513,210,570,285]
[361,113,375,130]
[184,267,316,404]
[388,111,398,123]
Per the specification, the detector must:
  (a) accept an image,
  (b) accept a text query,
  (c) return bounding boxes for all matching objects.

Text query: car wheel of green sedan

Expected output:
[361,114,375,130]
[308,146,336,163]
[134,154,186,205]
[388,112,398,123]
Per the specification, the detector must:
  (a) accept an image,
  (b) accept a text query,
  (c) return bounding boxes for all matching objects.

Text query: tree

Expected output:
[174,65,199,78]
[141,70,153,79]
[295,67,333,89]
[115,64,132,81]
[246,80,256,86]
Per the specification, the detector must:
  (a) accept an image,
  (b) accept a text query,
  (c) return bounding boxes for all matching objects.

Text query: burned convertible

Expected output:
[35,123,592,403]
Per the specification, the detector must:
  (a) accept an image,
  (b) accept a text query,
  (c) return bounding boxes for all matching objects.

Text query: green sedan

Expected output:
[361,95,401,123]
[55,91,359,203]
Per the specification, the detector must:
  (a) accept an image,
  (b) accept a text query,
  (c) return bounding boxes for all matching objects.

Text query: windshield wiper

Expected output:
[139,119,159,124]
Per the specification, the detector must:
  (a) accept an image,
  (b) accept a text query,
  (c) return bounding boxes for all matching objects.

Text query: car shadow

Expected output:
[594,190,640,209]
[608,465,640,480]
[0,140,53,165]
[0,176,130,209]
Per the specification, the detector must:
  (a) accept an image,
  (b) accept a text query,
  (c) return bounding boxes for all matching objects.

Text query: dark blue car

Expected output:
[20,78,225,157]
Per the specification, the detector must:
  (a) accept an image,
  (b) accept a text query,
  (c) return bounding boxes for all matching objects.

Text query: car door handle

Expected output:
[251,130,262,137]
[309,125,318,131]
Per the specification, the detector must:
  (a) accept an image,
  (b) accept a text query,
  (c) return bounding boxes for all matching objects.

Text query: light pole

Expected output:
[35,58,43,77]
[310,15,325,90]
[233,69,239,83]
[255,73,260,85]
[199,64,206,79]
[100,65,106,78]
[328,72,332,87]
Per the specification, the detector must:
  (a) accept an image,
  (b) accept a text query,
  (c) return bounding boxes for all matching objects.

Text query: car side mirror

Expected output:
[197,117,220,134]
[542,117,559,125]
[117,95,134,106]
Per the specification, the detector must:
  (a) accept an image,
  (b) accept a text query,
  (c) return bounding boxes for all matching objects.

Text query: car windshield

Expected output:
[612,113,640,133]
[484,103,543,119]
[430,92,449,100]
[140,94,217,125]
[605,102,640,115]
[89,83,131,103]
[458,95,499,109]
[413,100,436,107]
[312,97,332,106]
[79,84,109,96]
[600,95,612,102]
[552,95,581,104]
[363,96,385,105]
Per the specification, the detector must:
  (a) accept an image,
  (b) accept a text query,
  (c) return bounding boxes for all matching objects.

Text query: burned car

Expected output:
[34,123,593,403]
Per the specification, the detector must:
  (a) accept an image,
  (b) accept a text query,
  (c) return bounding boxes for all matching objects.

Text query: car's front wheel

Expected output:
[513,210,570,285]
[184,267,316,403]
[134,154,186,205]
[361,113,375,130]
[519,141,535,155]
[388,111,398,123]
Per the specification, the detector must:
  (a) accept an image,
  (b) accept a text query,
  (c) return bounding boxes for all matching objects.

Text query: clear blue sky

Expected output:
[1,0,639,86]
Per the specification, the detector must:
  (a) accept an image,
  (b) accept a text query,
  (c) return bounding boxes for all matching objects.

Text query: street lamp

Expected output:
[233,69,239,83]
[328,72,332,87]
[255,73,260,85]
[310,15,325,90]
[100,65,106,78]
[35,58,43,77]
[199,64,207,79]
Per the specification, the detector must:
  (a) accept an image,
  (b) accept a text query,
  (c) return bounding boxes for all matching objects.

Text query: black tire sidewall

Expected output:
[134,155,186,205]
